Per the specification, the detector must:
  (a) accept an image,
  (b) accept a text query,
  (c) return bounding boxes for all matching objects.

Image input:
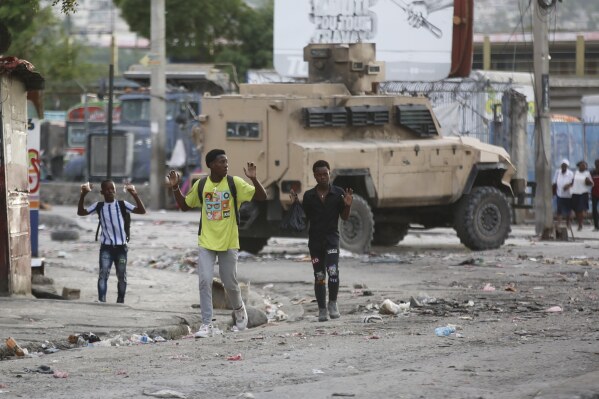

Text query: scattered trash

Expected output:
[482,283,496,292]
[434,326,456,337]
[5,337,25,357]
[227,354,243,361]
[332,393,356,397]
[362,254,411,264]
[263,283,274,290]
[24,365,53,374]
[237,393,255,398]
[0,383,7,389]
[504,284,517,292]
[457,258,484,266]
[143,389,188,398]
[545,306,563,312]
[379,299,409,315]
[53,371,69,378]
[362,315,383,323]
[131,334,154,344]
[116,370,129,377]
[312,369,324,374]
[68,332,101,346]
[291,297,312,305]
[153,336,167,343]
[367,335,380,340]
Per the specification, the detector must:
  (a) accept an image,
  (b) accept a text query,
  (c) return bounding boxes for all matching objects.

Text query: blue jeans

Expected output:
[98,245,128,303]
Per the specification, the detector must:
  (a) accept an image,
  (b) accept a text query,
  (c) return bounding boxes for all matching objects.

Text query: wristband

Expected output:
[172,185,179,191]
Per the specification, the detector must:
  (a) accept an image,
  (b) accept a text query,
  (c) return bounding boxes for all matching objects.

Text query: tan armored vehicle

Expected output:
[196,43,522,254]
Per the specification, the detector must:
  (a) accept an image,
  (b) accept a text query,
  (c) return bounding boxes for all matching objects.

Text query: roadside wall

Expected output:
[0,74,31,296]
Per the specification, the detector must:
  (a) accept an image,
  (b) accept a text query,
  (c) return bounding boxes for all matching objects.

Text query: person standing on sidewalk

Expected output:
[77,180,146,303]
[167,149,267,337]
[291,160,353,322]
[568,160,594,231]
[591,159,599,231]
[553,159,574,228]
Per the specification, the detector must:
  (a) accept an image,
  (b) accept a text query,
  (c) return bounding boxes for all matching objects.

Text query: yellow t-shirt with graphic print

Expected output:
[185,175,255,251]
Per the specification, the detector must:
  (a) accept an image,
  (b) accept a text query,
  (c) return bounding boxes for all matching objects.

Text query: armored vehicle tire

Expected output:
[339,194,374,254]
[372,223,409,246]
[454,186,512,250]
[239,237,269,255]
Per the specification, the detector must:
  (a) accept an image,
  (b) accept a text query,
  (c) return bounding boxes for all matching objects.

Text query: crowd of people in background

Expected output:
[553,158,599,231]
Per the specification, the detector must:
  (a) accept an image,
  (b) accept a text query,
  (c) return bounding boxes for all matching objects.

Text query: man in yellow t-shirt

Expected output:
[168,149,267,337]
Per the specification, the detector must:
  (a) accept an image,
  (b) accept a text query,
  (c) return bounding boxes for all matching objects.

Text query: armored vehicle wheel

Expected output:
[239,237,269,255]
[454,186,511,250]
[372,223,408,246]
[339,194,374,253]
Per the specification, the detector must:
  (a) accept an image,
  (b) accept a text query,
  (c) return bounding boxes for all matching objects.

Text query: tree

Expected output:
[25,0,78,14]
[2,0,103,109]
[216,1,273,80]
[113,0,273,77]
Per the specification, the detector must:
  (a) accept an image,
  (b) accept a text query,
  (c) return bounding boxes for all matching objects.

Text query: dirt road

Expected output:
[1,206,599,399]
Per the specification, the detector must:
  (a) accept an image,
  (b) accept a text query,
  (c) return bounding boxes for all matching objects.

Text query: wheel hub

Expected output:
[478,203,501,235]
[341,215,362,241]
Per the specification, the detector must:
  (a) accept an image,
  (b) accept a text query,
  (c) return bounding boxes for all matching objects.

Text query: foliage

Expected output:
[113,0,274,80]
[2,0,102,110]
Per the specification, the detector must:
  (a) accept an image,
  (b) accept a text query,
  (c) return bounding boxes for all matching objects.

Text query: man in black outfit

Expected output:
[291,160,353,321]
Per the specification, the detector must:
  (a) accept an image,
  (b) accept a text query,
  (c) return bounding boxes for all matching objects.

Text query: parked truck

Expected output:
[83,64,233,182]
[195,43,524,254]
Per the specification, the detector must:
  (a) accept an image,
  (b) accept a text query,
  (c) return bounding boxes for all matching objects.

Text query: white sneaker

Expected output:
[234,303,248,331]
[194,324,222,338]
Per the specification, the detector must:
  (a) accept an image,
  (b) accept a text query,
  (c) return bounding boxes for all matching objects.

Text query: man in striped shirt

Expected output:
[78,180,146,303]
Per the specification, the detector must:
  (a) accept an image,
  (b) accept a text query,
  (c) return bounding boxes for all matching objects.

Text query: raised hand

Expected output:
[244,162,257,179]
[343,188,353,207]
[289,188,299,203]
[125,183,137,195]
[80,182,93,194]
[167,170,181,188]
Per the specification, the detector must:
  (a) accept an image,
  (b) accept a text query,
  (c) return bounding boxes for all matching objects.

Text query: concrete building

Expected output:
[473,32,599,118]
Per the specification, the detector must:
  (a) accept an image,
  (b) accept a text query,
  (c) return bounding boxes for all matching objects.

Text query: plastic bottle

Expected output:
[434,326,456,337]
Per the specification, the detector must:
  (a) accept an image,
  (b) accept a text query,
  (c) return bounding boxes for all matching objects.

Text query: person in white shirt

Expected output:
[567,160,594,231]
[552,159,574,228]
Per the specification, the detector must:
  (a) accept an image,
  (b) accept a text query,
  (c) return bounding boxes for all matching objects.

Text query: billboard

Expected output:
[274,0,455,81]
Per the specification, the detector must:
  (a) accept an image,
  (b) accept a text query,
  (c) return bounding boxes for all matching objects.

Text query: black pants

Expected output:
[309,245,340,309]
[593,196,599,229]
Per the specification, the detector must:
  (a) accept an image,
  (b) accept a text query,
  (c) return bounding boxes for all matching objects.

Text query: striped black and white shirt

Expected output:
[87,201,135,245]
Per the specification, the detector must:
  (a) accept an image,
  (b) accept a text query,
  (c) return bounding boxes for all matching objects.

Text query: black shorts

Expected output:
[571,193,589,213]
[557,196,572,216]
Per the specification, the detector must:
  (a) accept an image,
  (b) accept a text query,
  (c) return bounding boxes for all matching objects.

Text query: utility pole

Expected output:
[106,34,115,179]
[149,0,166,209]
[532,0,553,238]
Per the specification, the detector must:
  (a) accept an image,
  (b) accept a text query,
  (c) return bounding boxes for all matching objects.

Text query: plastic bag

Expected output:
[280,201,306,232]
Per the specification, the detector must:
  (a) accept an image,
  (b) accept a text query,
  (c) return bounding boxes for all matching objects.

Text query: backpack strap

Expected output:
[227,175,240,226]
[197,175,239,236]
[94,202,105,242]
[118,200,130,243]
[197,177,208,236]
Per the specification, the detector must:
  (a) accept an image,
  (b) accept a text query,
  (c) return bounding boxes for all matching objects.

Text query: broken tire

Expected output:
[372,223,408,246]
[339,194,373,253]
[239,237,268,255]
[454,186,511,250]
